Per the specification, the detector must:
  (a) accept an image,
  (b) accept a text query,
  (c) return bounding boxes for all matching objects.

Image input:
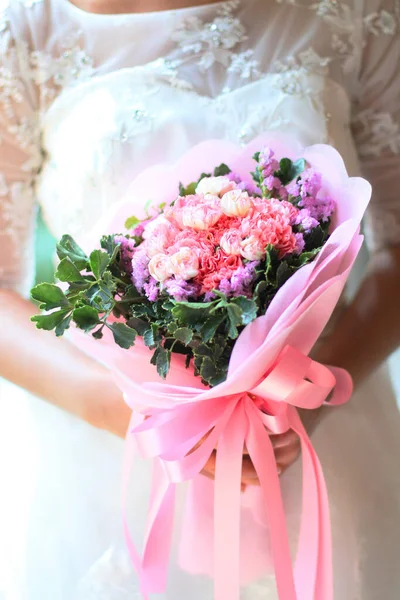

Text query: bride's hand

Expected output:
[200,406,325,487]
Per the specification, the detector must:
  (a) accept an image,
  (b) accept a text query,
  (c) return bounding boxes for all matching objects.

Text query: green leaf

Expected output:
[55,257,85,283]
[143,323,161,348]
[124,215,141,230]
[72,306,100,332]
[56,235,88,270]
[126,317,150,337]
[264,245,279,284]
[199,356,219,385]
[276,262,294,288]
[107,322,137,349]
[226,304,242,339]
[172,301,215,326]
[100,235,119,257]
[278,158,292,183]
[253,280,268,310]
[194,343,213,358]
[290,158,306,180]
[92,327,104,340]
[31,309,71,331]
[304,225,327,252]
[55,313,73,336]
[230,296,258,325]
[90,249,110,280]
[213,163,231,177]
[200,315,225,343]
[31,283,70,310]
[174,327,193,346]
[296,247,321,267]
[179,181,197,196]
[155,346,171,379]
[252,151,260,163]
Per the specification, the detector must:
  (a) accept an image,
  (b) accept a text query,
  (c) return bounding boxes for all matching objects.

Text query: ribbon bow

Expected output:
[123,345,352,600]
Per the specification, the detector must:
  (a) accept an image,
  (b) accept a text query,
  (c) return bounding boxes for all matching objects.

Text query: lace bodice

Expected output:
[1,0,399,295]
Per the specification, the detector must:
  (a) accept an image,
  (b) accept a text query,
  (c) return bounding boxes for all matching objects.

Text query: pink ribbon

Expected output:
[123,345,352,600]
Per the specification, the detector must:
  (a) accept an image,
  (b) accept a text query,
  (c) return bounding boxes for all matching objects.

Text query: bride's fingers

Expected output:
[269,429,299,449]
[275,442,301,473]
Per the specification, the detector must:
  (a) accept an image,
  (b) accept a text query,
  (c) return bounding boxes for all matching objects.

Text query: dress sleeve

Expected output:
[0,10,42,295]
[351,0,400,251]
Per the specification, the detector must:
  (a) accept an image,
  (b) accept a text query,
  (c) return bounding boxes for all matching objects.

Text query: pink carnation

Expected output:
[199,254,243,293]
[220,229,243,255]
[182,203,223,230]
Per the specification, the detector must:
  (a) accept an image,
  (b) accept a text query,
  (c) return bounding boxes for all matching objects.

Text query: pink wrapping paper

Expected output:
[70,133,371,600]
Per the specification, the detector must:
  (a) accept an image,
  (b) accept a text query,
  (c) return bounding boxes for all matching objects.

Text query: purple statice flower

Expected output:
[295,209,319,233]
[238,180,262,196]
[131,248,149,291]
[143,278,159,302]
[287,181,300,197]
[229,261,259,297]
[132,222,145,237]
[294,232,306,255]
[263,175,281,191]
[114,235,136,277]
[300,194,335,223]
[298,170,322,199]
[228,171,243,184]
[204,291,216,302]
[164,278,199,302]
[218,278,232,296]
[259,147,279,178]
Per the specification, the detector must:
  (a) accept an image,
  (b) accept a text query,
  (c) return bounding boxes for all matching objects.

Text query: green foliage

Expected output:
[213,163,231,177]
[72,306,100,332]
[107,322,137,349]
[90,250,110,280]
[55,257,85,282]
[124,216,141,230]
[275,158,306,186]
[31,283,70,311]
[56,235,88,270]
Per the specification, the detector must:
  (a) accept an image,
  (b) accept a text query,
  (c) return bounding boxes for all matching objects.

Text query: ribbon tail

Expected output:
[245,398,297,600]
[290,407,333,600]
[214,399,247,600]
[141,459,176,594]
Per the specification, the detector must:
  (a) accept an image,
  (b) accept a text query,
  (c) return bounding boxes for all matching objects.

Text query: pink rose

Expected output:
[148,253,172,282]
[240,235,265,261]
[170,247,200,280]
[195,176,236,197]
[221,190,253,217]
[181,203,222,231]
[220,229,243,255]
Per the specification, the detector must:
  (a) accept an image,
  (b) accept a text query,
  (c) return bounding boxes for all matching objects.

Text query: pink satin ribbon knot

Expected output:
[123,345,352,600]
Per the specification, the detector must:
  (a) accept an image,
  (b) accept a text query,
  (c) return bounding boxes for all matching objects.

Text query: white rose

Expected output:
[148,253,172,282]
[195,176,234,197]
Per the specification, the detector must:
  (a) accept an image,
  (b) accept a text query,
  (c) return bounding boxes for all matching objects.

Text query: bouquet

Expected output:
[31,134,371,600]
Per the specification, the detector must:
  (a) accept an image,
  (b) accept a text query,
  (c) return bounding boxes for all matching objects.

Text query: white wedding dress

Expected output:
[1,0,400,598]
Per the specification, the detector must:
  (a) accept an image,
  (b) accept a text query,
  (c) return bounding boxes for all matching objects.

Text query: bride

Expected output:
[1,0,400,598]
